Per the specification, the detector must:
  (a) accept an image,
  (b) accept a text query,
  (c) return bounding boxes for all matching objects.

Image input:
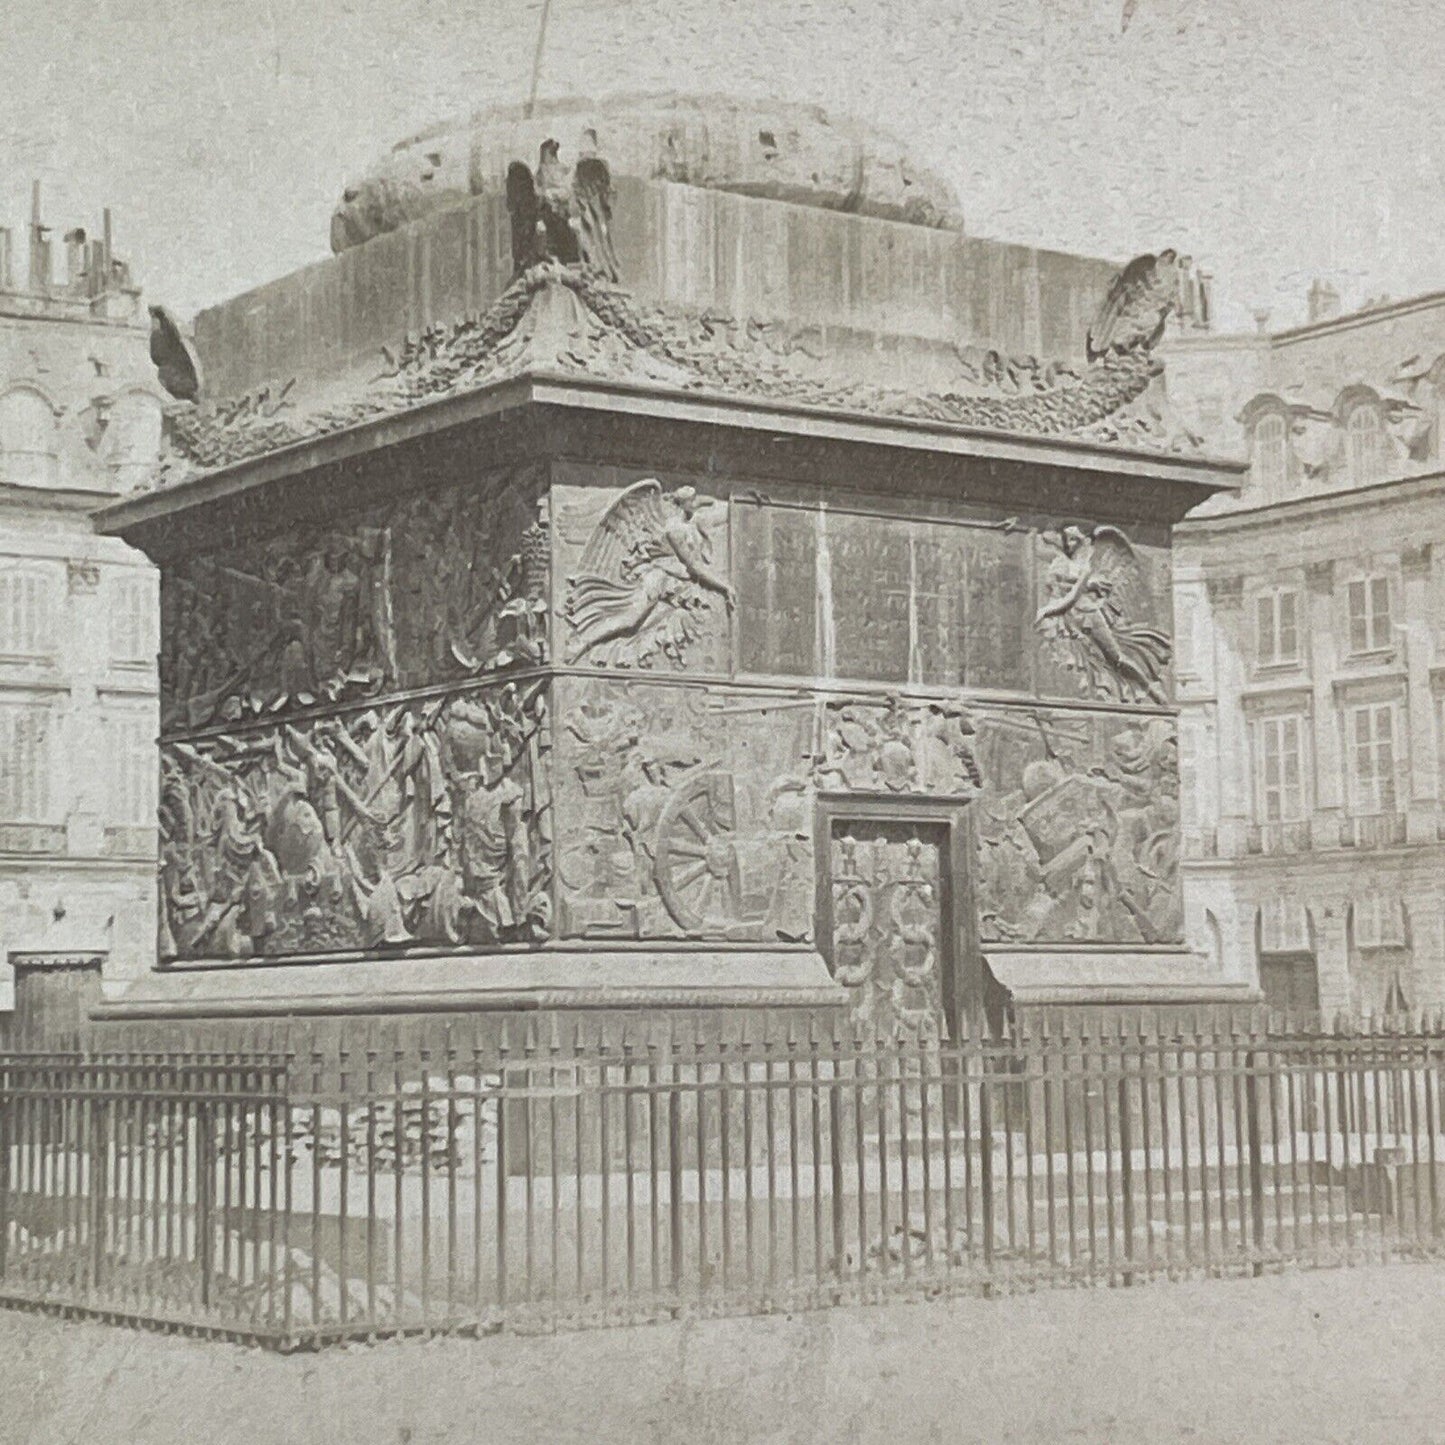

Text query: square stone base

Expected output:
[91,948,848,1022]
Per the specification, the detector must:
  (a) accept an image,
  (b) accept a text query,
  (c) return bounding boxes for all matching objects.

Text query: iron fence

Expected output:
[0,1015,1442,1348]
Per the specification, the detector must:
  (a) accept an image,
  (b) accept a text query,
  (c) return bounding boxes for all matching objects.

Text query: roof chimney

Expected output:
[27,180,53,294]
[1307,278,1341,325]
[64,228,86,290]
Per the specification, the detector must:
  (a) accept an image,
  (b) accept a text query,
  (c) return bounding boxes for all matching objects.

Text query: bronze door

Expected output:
[825,816,957,1037]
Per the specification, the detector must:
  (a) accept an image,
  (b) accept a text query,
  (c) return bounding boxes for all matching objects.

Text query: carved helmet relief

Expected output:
[816,695,981,798]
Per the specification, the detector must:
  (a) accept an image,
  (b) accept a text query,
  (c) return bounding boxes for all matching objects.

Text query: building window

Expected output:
[1347,574,1392,652]
[1260,897,1311,954]
[1255,588,1300,666]
[1252,413,1289,491]
[1346,403,1385,485]
[1348,701,1400,815]
[0,387,58,488]
[1256,714,1306,823]
[0,567,58,660]
[1350,894,1412,1015]
[1353,893,1406,949]
[0,702,52,821]
[108,573,156,666]
[1258,899,1318,1019]
[109,712,154,826]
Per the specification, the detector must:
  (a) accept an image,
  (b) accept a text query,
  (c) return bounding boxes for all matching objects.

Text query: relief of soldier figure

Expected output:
[160,474,548,731]
[157,684,552,962]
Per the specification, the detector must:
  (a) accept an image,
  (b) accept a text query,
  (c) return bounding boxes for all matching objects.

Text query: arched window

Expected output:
[1252,412,1289,492]
[1346,403,1385,485]
[0,387,58,488]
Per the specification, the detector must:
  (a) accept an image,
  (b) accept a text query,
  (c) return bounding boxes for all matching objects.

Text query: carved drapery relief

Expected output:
[160,468,548,730]
[552,678,813,942]
[158,682,551,962]
[814,695,981,797]
[829,822,949,1037]
[1034,525,1172,706]
[971,708,1182,946]
[556,479,731,672]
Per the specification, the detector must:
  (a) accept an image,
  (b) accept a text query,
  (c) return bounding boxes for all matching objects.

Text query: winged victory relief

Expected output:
[1036,524,1170,705]
[564,480,734,669]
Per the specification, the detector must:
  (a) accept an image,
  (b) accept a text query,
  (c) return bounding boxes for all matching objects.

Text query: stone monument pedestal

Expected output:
[96,98,1256,1044]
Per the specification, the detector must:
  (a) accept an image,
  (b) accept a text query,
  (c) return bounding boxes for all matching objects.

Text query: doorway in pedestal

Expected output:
[820,807,976,1039]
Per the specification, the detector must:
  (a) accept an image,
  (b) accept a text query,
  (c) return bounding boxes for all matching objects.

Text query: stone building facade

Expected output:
[0,186,165,1026]
[96,96,1249,1035]
[1169,290,1445,1019]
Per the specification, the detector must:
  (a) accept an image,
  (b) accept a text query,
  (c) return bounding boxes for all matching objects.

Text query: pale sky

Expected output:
[2,0,1439,330]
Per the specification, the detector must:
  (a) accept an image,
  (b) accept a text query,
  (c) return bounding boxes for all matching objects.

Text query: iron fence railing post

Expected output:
[1426,1037,1441,1244]
[0,1074,9,1281]
[668,1037,684,1299]
[979,1057,994,1277]
[1245,1047,1265,1274]
[198,1099,214,1311]
[495,1065,508,1314]
[1118,1044,1134,1286]
[89,1085,106,1293]
[829,1047,845,1286]
[0,1069,8,1283]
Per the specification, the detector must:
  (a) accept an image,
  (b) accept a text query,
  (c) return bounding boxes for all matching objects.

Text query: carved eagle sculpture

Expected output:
[148,304,203,403]
[564,480,733,668]
[1086,250,1185,363]
[505,136,621,281]
[1036,524,1170,705]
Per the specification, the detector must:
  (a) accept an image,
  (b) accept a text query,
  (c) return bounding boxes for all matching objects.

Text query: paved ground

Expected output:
[2,1265,1443,1444]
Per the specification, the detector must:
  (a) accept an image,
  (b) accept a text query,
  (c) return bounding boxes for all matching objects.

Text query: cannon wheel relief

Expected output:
[652,769,744,933]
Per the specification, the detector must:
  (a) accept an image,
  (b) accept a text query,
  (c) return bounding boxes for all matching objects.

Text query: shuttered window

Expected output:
[0,703,52,821]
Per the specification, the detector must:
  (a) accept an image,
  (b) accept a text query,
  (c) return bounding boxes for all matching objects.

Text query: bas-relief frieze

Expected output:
[815,695,982,797]
[159,467,548,731]
[157,682,551,962]
[555,474,1172,709]
[1034,526,1173,707]
[549,669,1179,952]
[556,479,732,673]
[552,677,815,943]
[971,707,1182,946]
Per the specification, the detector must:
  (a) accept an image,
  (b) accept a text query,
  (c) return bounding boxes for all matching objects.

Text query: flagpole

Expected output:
[526,0,552,118]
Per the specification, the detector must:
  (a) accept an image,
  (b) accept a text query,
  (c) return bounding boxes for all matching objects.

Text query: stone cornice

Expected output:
[98,373,1241,554]
[1402,541,1434,578]
[1179,469,1445,539]
[1205,575,1244,608]
[8,951,105,972]
[1239,684,1314,717]
[116,263,1240,502]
